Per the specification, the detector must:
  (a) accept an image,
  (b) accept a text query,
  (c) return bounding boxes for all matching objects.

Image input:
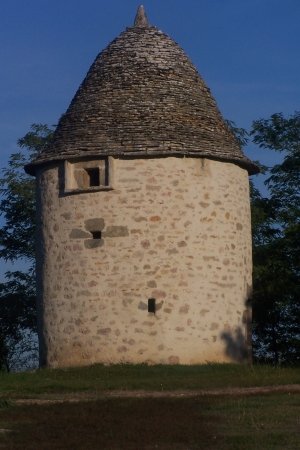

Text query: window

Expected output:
[64,158,112,192]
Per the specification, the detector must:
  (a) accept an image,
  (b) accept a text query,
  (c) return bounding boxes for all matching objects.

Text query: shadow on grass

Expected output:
[0,398,218,450]
[1,394,299,450]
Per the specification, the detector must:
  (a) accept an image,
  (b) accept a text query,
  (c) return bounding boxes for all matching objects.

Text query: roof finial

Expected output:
[134,5,149,27]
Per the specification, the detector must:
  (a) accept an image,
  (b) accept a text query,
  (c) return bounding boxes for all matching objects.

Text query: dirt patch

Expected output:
[13,384,300,405]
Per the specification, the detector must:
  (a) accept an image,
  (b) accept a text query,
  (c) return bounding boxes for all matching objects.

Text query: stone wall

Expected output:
[36,156,252,367]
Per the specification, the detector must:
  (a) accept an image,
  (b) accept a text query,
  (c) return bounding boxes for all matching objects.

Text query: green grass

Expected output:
[0,363,299,398]
[0,364,299,449]
[0,393,299,449]
[205,393,300,449]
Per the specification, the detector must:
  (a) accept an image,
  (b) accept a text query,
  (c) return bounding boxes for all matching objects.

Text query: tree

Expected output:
[250,112,300,364]
[0,270,37,371]
[0,124,53,371]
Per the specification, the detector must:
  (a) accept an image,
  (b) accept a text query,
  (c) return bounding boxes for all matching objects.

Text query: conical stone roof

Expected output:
[26,6,259,175]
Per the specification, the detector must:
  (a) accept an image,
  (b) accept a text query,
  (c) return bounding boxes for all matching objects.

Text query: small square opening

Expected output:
[85,168,100,187]
[91,231,102,240]
[148,298,156,313]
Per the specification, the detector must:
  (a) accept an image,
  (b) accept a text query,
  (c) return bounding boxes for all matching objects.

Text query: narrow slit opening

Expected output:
[148,298,156,313]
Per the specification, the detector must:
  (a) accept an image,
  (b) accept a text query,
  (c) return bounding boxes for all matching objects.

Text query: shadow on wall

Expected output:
[220,326,249,363]
[221,292,252,363]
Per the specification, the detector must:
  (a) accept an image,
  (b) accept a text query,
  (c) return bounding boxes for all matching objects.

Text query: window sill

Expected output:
[64,186,113,195]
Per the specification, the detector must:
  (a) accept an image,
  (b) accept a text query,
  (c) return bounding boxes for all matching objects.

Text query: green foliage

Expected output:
[0,269,36,338]
[0,265,38,370]
[0,124,53,262]
[0,124,53,371]
[252,112,300,226]
[250,112,300,364]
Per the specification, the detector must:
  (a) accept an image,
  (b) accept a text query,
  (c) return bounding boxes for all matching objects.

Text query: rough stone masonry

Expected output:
[26,6,259,368]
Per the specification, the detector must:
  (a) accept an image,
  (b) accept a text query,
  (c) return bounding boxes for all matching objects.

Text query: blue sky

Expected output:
[1,0,299,166]
[0,0,299,275]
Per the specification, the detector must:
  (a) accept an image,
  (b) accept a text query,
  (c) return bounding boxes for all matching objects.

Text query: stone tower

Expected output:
[26,6,259,368]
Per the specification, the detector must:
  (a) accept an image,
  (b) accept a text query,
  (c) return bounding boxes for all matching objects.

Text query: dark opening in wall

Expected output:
[148,298,156,313]
[91,231,102,240]
[85,168,100,187]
